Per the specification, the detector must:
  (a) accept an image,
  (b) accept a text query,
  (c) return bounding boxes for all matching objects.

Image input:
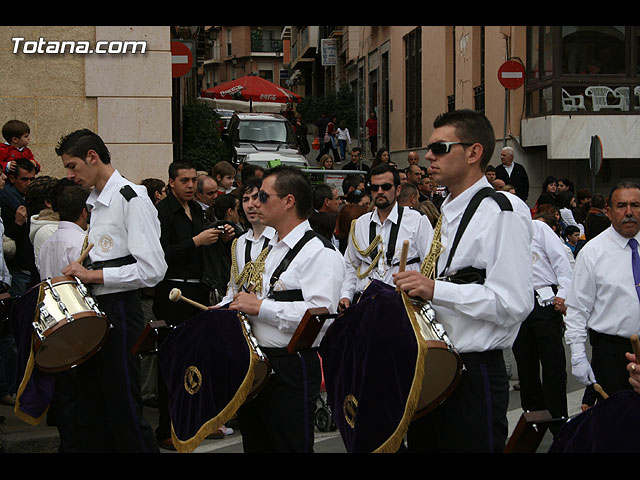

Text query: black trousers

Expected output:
[74,290,158,452]
[512,300,568,421]
[153,280,210,441]
[582,330,633,406]
[406,349,509,453]
[236,348,321,453]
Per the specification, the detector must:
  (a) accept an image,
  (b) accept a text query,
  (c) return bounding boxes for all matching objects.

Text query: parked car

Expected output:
[214,108,234,139]
[226,112,309,168]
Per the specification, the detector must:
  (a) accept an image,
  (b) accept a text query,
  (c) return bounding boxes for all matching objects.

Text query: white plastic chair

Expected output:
[562,88,586,111]
[585,86,626,111]
[634,86,640,110]
[613,87,630,111]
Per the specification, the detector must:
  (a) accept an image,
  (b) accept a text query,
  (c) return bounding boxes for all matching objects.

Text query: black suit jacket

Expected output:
[495,162,529,201]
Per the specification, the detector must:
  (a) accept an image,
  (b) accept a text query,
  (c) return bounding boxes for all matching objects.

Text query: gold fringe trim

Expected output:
[348,219,384,279]
[372,291,429,453]
[14,284,50,425]
[230,237,269,294]
[170,315,261,453]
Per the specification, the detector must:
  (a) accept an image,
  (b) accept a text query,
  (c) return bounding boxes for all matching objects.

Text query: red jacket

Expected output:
[0,143,41,174]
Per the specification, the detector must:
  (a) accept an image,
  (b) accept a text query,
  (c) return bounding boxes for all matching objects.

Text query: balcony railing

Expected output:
[251,39,283,53]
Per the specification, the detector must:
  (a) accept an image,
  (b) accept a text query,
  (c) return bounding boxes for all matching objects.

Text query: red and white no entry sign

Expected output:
[498,60,525,90]
[171,41,193,78]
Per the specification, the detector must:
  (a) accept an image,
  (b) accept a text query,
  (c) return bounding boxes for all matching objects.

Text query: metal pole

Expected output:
[503,88,508,148]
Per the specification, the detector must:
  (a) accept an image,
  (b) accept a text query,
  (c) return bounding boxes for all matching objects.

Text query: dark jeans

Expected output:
[74,290,158,452]
[407,349,509,453]
[236,348,321,453]
[512,301,568,421]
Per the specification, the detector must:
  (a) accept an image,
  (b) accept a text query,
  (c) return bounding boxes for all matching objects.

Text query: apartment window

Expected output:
[226,29,232,57]
[405,27,422,149]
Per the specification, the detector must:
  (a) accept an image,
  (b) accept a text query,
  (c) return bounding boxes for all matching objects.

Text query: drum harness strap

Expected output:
[349,206,420,280]
[267,229,333,302]
[433,186,513,285]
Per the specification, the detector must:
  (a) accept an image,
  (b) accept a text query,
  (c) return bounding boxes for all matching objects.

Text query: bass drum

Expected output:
[32,276,109,373]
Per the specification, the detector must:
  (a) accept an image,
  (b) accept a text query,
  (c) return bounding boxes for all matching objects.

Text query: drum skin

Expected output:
[33,276,109,373]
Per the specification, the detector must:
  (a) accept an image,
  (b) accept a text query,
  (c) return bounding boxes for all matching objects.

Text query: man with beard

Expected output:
[340,163,433,310]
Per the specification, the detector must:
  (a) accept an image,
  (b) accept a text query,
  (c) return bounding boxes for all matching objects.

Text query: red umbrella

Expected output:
[201,74,301,104]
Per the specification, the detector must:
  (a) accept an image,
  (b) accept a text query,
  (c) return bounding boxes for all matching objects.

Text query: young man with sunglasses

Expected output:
[393,109,534,453]
[227,165,345,453]
[340,163,434,310]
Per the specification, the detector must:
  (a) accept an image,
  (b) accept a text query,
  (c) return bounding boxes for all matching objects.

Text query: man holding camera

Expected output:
[153,161,235,449]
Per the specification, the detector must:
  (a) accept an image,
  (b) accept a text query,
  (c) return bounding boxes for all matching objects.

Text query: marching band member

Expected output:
[340,163,433,309]
[227,165,345,453]
[394,110,534,453]
[57,129,167,453]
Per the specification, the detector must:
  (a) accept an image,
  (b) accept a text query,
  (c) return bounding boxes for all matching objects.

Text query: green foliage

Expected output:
[297,86,357,133]
[180,101,231,172]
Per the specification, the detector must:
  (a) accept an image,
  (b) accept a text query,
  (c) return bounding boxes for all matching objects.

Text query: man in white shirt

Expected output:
[57,129,167,453]
[218,176,276,305]
[340,164,433,309]
[565,182,640,408]
[227,165,345,453]
[394,109,533,453]
[512,214,573,429]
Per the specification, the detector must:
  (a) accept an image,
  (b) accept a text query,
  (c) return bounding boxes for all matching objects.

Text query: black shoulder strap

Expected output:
[120,185,138,202]
[440,187,513,275]
[269,229,317,289]
[369,205,404,266]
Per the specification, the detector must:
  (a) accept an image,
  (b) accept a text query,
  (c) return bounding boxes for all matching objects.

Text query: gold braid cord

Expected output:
[420,214,444,280]
[230,238,269,294]
[349,219,384,279]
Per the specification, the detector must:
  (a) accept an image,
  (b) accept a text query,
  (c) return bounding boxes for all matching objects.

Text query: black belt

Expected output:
[459,349,504,366]
[262,346,318,357]
[91,254,136,270]
[589,329,631,346]
[268,289,304,302]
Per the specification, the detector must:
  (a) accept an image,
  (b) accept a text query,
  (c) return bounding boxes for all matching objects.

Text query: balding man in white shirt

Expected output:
[565,182,640,408]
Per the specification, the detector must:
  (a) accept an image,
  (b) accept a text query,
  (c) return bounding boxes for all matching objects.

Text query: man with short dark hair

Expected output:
[228,165,345,453]
[565,182,640,409]
[394,109,533,453]
[58,128,167,452]
[341,163,433,310]
[313,183,340,214]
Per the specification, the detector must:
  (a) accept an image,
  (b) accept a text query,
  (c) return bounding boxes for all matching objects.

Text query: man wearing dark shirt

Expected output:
[152,161,234,449]
[494,146,529,202]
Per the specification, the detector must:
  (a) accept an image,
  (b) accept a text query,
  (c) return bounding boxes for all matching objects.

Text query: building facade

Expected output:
[1,26,173,183]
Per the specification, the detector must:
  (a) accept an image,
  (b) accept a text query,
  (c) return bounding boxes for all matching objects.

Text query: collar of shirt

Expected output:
[57,220,86,235]
[268,220,311,250]
[87,169,123,209]
[371,201,400,227]
[248,225,276,243]
[608,225,640,250]
[440,176,493,224]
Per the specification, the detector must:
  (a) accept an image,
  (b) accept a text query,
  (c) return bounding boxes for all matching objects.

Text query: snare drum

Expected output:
[32,276,109,373]
[237,312,271,399]
[402,295,463,419]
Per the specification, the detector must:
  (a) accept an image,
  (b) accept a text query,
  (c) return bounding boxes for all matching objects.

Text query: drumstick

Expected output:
[77,243,94,264]
[593,383,609,400]
[169,288,208,311]
[397,240,410,292]
[631,334,640,362]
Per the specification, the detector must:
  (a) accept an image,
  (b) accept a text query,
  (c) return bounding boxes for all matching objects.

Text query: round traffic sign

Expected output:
[590,135,603,175]
[171,41,193,78]
[498,60,525,90]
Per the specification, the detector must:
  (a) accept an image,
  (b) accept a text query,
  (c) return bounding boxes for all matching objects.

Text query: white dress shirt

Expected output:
[249,220,346,348]
[531,219,573,301]
[38,221,87,280]
[564,226,640,347]
[85,170,167,295]
[342,202,433,300]
[431,177,534,353]
[218,225,276,305]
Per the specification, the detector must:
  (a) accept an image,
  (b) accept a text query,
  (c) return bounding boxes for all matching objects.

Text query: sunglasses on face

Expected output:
[369,183,395,192]
[426,141,473,155]
[258,190,286,203]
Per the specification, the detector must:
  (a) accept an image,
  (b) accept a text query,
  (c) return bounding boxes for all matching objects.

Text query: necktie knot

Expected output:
[630,238,638,250]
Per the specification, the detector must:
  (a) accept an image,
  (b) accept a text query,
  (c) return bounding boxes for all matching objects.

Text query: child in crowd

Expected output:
[0,120,41,175]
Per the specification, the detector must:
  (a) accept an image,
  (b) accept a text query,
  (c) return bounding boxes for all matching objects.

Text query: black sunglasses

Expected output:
[258,190,286,203]
[369,182,395,192]
[426,141,473,155]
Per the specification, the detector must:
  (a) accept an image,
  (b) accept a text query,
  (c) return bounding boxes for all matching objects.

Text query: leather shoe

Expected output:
[0,394,16,406]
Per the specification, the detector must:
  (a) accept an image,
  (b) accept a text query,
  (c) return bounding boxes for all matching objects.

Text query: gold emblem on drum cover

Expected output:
[343,394,358,428]
[99,234,113,252]
[184,366,202,395]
